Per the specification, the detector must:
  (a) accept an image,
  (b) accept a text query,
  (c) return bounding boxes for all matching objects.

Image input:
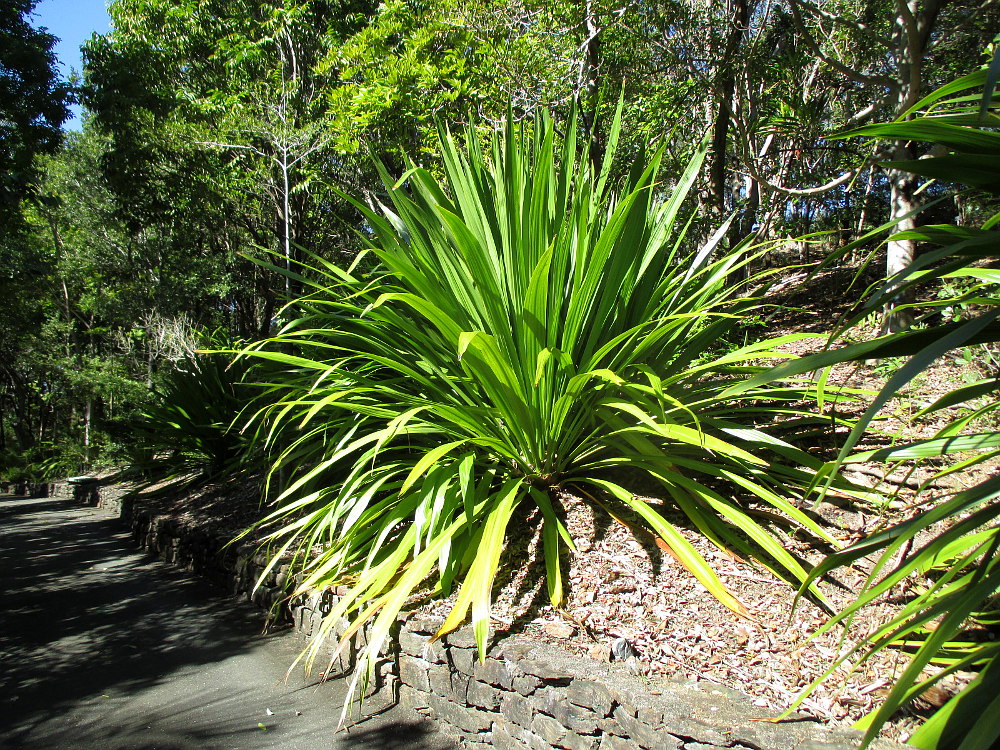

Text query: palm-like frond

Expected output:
[781,67,1000,750]
[136,350,254,480]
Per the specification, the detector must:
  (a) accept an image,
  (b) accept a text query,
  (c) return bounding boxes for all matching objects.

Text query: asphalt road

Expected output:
[0,494,454,750]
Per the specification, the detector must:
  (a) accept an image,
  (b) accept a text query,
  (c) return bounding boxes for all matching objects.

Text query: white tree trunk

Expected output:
[883,149,917,333]
[282,148,291,302]
[881,0,933,333]
[84,399,92,467]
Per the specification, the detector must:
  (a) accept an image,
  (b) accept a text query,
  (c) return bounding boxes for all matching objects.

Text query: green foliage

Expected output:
[134,350,256,481]
[0,0,71,231]
[241,108,863,706]
[774,68,1000,750]
[1,126,226,481]
[870,354,907,381]
[82,0,482,314]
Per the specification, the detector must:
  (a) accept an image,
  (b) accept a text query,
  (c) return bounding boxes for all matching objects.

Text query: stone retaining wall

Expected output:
[57,480,901,750]
[1,480,52,497]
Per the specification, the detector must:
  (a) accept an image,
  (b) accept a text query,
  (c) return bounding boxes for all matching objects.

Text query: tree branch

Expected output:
[927,0,995,54]
[742,162,856,196]
[196,140,268,159]
[789,0,897,89]
[842,93,894,130]
[733,114,860,196]
[791,0,893,49]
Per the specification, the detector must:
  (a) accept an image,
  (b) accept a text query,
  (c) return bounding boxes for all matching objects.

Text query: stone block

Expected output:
[599,734,639,750]
[501,689,536,728]
[637,706,665,726]
[398,630,424,656]
[796,741,859,750]
[450,645,477,675]
[473,658,515,689]
[499,640,534,661]
[555,734,601,750]
[362,658,395,698]
[531,712,567,745]
[612,705,681,750]
[305,610,324,638]
[422,639,447,665]
[399,684,430,711]
[399,629,445,664]
[491,718,523,750]
[513,673,544,696]
[427,694,493,734]
[379,671,400,701]
[566,679,615,717]
[428,662,454,697]
[291,606,308,634]
[495,716,555,750]
[603,677,661,718]
[451,669,471,701]
[535,688,602,732]
[519,656,573,684]
[399,654,433,692]
[443,625,480,649]
[466,679,502,710]
[251,586,272,607]
[659,714,727,747]
[400,613,445,633]
[522,731,556,750]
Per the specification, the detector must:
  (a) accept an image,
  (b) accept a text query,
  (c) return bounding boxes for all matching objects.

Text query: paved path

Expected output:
[0,495,454,750]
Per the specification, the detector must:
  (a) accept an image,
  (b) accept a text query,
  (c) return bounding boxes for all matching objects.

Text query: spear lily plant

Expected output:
[239,107,861,705]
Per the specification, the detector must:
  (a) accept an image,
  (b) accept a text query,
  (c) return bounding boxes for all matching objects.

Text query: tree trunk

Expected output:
[736,173,759,243]
[281,149,292,303]
[708,79,734,216]
[884,148,918,332]
[881,0,945,331]
[855,165,876,238]
[84,399,92,468]
[707,0,749,218]
[147,339,155,388]
[578,0,605,173]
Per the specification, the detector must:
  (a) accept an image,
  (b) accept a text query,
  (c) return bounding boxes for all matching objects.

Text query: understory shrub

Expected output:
[241,108,866,704]
[133,349,256,481]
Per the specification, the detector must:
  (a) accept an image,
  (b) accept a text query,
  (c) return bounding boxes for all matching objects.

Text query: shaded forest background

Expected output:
[2,0,998,477]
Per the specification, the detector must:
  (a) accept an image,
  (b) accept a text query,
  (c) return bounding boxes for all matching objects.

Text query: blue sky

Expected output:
[33,0,112,130]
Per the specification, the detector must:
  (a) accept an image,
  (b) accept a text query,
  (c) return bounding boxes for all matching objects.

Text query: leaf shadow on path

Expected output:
[0,496,452,750]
